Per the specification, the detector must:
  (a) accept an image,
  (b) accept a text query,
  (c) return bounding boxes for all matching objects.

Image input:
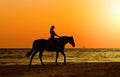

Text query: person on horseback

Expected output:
[50,25,59,39]
[49,25,60,48]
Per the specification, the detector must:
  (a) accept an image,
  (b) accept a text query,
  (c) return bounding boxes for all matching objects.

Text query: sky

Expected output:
[0,0,120,48]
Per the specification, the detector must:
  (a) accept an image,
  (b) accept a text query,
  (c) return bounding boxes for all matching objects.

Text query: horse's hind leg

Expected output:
[29,50,37,66]
[61,51,66,64]
[26,48,34,58]
[39,50,44,65]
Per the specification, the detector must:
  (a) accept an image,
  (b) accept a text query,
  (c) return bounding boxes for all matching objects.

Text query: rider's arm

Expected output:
[54,31,59,37]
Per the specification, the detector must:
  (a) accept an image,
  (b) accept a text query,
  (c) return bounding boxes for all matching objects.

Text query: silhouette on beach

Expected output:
[27,36,75,65]
[49,25,59,39]
[26,25,75,65]
[48,25,60,48]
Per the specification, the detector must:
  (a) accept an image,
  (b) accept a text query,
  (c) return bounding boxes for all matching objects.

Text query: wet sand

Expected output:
[0,62,120,77]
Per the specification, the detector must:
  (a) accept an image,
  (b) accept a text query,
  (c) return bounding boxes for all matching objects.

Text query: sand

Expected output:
[0,62,120,77]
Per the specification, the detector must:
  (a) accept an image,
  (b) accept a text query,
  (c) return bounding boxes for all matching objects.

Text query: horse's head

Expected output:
[68,36,75,47]
[58,36,75,47]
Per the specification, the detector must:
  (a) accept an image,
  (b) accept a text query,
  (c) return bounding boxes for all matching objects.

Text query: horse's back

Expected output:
[32,38,59,51]
[32,39,48,50]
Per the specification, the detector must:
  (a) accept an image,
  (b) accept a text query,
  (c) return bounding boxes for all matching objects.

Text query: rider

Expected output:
[50,25,59,39]
[49,25,60,48]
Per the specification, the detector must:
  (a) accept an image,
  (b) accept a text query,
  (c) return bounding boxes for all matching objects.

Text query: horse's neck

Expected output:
[59,37,69,45]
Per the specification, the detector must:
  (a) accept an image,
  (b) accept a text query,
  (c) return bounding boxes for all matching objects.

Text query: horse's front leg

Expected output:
[39,50,44,65]
[55,51,59,64]
[61,51,66,64]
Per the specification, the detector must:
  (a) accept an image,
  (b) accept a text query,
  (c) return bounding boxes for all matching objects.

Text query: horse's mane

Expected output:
[59,36,70,38]
[58,36,71,41]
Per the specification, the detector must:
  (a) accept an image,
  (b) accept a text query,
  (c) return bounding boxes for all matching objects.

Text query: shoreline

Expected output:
[1,62,120,77]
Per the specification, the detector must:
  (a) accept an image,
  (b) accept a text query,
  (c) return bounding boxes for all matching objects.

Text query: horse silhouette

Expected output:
[26,36,75,65]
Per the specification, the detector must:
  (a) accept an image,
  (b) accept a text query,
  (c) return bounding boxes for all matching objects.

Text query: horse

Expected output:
[26,36,75,65]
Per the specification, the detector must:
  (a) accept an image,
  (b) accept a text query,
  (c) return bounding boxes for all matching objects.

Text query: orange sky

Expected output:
[0,0,120,48]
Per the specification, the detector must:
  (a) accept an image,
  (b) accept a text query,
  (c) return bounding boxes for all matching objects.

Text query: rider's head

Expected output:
[51,25,55,29]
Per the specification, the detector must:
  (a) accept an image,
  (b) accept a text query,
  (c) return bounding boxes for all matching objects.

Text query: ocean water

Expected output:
[0,48,120,66]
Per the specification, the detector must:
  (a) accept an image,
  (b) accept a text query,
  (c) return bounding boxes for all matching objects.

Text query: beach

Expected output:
[1,48,120,77]
[1,62,120,77]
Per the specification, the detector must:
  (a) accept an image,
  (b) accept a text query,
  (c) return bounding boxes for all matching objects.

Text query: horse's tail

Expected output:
[26,48,34,58]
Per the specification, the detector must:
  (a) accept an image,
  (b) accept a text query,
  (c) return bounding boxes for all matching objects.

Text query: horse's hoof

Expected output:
[64,63,66,65]
[41,63,45,66]
[55,63,58,65]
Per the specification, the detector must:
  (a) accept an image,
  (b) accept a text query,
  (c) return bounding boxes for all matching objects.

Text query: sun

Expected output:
[111,2,120,15]
[107,1,120,23]
[103,0,120,36]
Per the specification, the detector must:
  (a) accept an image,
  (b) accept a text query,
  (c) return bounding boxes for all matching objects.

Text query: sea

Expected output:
[0,48,120,66]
